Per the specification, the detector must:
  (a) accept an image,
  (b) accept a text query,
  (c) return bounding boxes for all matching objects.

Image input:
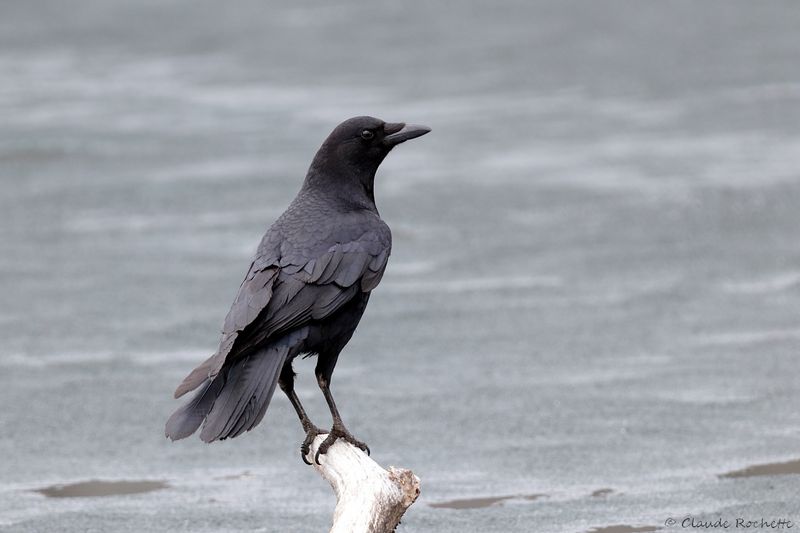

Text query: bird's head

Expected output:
[306,116,431,201]
[326,116,432,162]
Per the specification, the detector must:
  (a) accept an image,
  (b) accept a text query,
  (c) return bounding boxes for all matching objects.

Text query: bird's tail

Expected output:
[165,344,289,443]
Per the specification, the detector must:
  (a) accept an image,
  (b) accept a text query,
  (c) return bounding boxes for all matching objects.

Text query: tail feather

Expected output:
[174,353,220,399]
[165,376,224,441]
[198,346,288,442]
[230,353,282,438]
[167,328,308,443]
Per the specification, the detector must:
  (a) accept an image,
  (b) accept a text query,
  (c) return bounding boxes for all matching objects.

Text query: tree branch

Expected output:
[306,435,420,533]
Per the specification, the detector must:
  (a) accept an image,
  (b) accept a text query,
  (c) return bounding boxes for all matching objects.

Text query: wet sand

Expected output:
[586,526,659,533]
[720,458,800,478]
[34,480,169,498]
[429,493,544,509]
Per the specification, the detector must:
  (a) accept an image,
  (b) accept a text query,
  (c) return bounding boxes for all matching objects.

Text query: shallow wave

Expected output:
[695,328,800,346]
[0,349,209,368]
[719,272,800,295]
[64,209,267,234]
[382,275,562,294]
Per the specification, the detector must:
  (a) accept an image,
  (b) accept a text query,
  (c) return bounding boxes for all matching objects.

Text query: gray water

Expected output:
[2,1,800,532]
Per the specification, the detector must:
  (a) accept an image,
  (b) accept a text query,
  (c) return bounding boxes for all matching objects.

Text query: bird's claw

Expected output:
[300,424,324,465]
[313,427,370,465]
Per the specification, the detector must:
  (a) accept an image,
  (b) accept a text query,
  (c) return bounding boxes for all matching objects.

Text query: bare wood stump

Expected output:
[306,434,420,533]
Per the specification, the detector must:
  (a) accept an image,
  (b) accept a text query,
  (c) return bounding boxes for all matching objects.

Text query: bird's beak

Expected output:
[383,123,431,147]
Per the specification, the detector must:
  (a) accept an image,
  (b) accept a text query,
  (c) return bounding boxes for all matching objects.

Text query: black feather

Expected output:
[165,377,224,441]
[199,345,288,442]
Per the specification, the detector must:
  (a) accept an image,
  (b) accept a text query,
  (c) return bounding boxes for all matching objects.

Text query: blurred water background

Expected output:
[1,1,800,532]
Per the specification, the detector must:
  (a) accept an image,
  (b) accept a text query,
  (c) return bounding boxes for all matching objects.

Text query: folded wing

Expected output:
[173,231,390,399]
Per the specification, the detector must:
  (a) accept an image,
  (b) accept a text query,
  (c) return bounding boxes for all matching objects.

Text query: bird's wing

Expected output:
[259,232,390,336]
[173,257,280,398]
[173,228,390,398]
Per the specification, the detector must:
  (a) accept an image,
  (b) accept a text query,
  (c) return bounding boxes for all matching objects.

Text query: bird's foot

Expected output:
[300,423,325,465]
[314,425,370,464]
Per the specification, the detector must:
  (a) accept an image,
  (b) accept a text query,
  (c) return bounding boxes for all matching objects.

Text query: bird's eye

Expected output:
[360,129,374,140]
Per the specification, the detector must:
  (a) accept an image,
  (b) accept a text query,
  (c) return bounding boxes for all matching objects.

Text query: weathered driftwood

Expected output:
[306,434,420,533]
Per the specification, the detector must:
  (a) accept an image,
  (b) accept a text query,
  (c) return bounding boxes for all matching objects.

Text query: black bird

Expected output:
[165,116,430,463]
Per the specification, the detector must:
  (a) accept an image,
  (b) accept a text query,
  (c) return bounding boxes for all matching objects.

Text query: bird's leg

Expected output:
[279,367,322,465]
[291,391,325,466]
[313,372,370,464]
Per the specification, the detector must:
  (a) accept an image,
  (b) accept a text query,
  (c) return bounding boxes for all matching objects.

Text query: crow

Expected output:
[165,116,430,464]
